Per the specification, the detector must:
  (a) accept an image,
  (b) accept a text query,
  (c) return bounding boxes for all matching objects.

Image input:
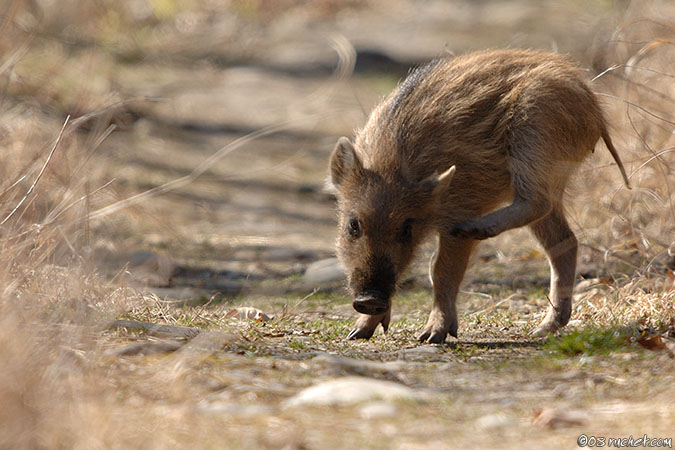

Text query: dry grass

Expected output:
[0,0,673,448]
[0,110,238,450]
[569,3,675,333]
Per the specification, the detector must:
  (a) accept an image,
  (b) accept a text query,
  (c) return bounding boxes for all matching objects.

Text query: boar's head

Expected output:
[328,137,455,316]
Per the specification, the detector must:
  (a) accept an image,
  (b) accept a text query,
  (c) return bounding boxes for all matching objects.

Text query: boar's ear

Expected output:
[329,137,363,189]
[422,165,456,197]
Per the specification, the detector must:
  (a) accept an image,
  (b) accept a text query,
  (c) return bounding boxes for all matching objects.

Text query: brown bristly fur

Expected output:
[330,48,631,343]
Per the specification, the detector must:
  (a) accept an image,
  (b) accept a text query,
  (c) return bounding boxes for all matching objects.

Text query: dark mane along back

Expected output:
[387,58,444,118]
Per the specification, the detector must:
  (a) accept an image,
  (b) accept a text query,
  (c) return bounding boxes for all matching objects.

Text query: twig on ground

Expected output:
[281,288,320,320]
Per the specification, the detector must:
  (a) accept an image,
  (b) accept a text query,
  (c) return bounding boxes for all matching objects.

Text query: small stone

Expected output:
[475,413,515,430]
[312,353,405,375]
[282,376,424,408]
[199,401,273,417]
[566,319,583,328]
[225,307,271,321]
[304,258,346,285]
[358,401,398,419]
[397,345,445,361]
[579,355,595,365]
[126,250,177,287]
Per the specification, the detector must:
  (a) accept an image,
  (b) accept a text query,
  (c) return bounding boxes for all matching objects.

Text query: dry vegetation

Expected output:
[0,0,673,448]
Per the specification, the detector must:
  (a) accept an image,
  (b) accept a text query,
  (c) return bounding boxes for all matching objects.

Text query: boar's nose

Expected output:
[353,290,389,315]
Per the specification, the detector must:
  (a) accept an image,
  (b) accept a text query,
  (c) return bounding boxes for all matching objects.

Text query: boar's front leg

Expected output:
[451,153,556,240]
[348,309,391,340]
[451,195,552,240]
[419,235,477,344]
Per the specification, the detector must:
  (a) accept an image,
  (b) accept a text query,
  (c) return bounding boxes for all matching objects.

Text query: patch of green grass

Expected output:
[544,326,627,356]
[297,318,351,336]
[298,290,352,308]
[395,289,433,312]
[391,317,425,330]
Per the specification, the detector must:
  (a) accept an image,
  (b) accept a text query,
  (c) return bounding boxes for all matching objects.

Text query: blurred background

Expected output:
[2,0,673,295]
[0,0,673,448]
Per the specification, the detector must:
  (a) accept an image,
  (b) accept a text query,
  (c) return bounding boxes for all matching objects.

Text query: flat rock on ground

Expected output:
[283,376,426,407]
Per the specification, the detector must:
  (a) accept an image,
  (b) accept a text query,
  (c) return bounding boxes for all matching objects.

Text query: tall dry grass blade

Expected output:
[44,124,117,224]
[1,115,70,225]
[0,0,23,34]
[626,108,675,221]
[596,93,675,125]
[0,40,30,76]
[330,33,356,81]
[45,178,116,226]
[627,147,675,179]
[593,64,675,81]
[0,175,26,198]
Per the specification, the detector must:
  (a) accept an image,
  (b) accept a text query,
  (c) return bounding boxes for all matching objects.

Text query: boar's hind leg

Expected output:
[419,235,477,344]
[348,309,391,340]
[529,207,577,336]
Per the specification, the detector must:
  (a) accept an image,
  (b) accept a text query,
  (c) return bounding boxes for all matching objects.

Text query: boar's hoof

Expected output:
[418,320,457,344]
[352,293,389,315]
[450,220,498,240]
[348,311,390,340]
[417,329,447,344]
[530,301,572,336]
[347,327,376,340]
[530,324,555,337]
[530,318,565,337]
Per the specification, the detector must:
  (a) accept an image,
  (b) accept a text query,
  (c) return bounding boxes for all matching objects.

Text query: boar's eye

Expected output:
[347,217,361,239]
[399,218,414,243]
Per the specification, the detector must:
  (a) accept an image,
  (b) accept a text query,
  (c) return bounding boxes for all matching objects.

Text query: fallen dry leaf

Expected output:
[225,307,271,322]
[635,333,666,351]
[634,333,674,358]
[533,407,586,428]
[597,277,613,286]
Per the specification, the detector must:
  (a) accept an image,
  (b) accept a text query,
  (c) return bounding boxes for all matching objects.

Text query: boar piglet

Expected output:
[328,49,630,343]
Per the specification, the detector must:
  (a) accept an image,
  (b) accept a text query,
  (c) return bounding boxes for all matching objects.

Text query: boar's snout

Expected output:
[353,290,389,315]
[348,254,396,316]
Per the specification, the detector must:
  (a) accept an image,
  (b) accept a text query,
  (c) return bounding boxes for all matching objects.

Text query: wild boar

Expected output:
[328,48,630,343]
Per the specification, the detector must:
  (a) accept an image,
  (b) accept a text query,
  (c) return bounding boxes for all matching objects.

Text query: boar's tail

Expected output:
[601,128,631,189]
